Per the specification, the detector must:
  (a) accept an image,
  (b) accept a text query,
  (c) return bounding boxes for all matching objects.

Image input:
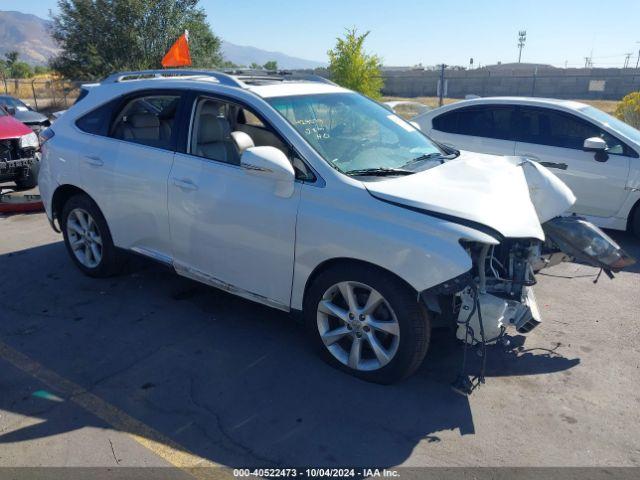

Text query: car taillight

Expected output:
[39,127,55,145]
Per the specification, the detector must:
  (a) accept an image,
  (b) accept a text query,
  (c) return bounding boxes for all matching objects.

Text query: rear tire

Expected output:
[61,194,122,277]
[304,263,430,384]
[15,162,39,190]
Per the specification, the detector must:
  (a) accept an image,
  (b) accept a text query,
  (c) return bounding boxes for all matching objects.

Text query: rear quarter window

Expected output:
[76,102,114,136]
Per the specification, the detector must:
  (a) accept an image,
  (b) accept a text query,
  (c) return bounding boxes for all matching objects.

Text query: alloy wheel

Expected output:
[316,281,400,371]
[66,208,103,268]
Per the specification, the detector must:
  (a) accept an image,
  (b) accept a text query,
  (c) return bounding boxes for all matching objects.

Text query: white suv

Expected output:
[38,70,633,385]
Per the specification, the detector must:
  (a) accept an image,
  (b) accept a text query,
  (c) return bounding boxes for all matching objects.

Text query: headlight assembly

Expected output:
[19,132,39,149]
[543,216,635,272]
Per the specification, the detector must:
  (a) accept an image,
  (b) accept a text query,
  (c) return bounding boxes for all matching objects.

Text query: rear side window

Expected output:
[432,106,515,140]
[76,102,113,135]
[109,94,181,150]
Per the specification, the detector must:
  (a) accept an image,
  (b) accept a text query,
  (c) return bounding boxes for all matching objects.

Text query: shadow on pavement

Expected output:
[0,241,580,468]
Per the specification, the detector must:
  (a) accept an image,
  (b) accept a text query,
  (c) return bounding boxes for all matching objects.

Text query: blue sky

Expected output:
[3,0,640,67]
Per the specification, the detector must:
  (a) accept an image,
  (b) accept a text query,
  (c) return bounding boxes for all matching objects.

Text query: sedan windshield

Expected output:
[580,106,640,144]
[267,92,444,175]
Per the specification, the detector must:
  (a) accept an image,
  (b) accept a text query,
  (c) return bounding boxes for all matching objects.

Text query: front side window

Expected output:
[267,93,443,174]
[189,98,239,165]
[517,107,626,154]
[110,94,180,149]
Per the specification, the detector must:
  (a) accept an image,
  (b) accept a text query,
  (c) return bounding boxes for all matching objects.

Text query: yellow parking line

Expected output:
[0,340,233,480]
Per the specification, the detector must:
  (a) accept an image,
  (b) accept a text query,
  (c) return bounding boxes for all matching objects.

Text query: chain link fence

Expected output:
[0,74,83,113]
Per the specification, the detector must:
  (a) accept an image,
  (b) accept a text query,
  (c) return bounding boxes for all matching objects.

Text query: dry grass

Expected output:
[382,96,620,117]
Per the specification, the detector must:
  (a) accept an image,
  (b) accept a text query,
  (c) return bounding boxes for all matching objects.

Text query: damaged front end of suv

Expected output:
[377,154,637,394]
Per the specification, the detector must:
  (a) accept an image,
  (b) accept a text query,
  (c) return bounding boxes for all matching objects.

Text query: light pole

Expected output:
[517,30,527,63]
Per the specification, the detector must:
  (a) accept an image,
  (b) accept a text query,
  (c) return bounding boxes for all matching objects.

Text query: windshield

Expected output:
[267,92,444,174]
[580,106,640,144]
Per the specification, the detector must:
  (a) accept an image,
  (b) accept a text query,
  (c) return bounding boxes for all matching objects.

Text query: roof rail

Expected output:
[223,69,337,86]
[101,69,242,87]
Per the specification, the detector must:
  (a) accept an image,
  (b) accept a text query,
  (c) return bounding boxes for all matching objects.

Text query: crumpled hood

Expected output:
[14,109,49,124]
[365,151,576,240]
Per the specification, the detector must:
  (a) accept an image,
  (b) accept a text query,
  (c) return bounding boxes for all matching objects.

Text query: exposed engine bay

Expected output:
[426,215,635,396]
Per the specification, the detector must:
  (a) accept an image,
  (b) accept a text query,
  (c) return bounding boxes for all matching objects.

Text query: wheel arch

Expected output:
[51,184,99,223]
[301,257,418,310]
[626,196,640,232]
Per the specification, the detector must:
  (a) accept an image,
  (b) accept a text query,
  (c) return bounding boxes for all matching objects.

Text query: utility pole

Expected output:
[623,53,632,68]
[517,30,527,63]
[438,64,446,107]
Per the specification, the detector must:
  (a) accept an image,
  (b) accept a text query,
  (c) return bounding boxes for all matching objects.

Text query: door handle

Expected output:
[172,178,198,191]
[84,155,103,167]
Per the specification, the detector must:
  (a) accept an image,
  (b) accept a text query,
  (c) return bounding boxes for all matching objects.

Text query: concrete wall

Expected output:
[381,68,640,100]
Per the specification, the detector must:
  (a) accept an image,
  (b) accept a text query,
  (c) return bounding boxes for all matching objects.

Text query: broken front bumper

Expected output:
[0,154,39,181]
[455,285,541,345]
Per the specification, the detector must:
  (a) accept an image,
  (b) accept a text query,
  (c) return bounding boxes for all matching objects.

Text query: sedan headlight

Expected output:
[19,131,39,149]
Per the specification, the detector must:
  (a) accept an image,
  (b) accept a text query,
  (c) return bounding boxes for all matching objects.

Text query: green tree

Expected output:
[34,65,51,75]
[263,60,277,71]
[10,62,34,78]
[327,28,383,99]
[5,51,19,66]
[50,0,223,79]
[250,62,262,69]
[0,52,33,78]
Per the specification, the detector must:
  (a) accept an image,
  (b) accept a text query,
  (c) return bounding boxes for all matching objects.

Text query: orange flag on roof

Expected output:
[161,30,192,68]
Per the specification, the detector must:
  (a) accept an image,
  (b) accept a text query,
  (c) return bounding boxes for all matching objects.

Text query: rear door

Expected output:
[429,105,517,156]
[75,89,185,259]
[514,106,631,218]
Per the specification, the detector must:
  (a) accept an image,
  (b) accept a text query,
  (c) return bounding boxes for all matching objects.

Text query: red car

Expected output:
[0,105,40,189]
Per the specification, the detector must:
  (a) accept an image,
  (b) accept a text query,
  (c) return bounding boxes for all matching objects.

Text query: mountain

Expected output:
[221,41,324,70]
[0,11,60,65]
[0,10,324,70]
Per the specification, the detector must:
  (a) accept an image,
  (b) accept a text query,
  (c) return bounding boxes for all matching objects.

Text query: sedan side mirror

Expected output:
[5,106,16,115]
[583,137,607,152]
[241,146,295,197]
[583,137,609,162]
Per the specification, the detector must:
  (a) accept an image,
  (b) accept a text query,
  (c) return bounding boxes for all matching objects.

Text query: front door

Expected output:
[168,96,301,309]
[514,107,630,218]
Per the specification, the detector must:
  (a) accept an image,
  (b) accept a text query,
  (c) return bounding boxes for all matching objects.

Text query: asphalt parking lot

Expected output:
[1,203,639,474]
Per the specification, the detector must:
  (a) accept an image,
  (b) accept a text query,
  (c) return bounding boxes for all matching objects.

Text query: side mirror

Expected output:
[241,146,295,197]
[6,106,16,115]
[583,137,607,152]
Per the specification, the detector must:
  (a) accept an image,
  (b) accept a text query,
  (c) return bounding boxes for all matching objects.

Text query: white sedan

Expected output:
[413,97,640,236]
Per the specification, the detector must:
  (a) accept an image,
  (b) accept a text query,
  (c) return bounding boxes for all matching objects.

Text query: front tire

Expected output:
[61,194,122,277]
[304,264,430,384]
